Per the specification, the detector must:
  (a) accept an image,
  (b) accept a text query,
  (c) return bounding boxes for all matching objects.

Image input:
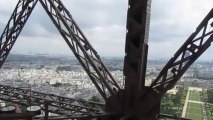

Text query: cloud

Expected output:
[0,22,5,33]
[20,3,59,37]
[0,0,213,60]
[0,1,17,15]
[11,35,71,55]
[149,0,213,60]
[66,0,128,28]
[150,0,213,43]
[84,25,126,56]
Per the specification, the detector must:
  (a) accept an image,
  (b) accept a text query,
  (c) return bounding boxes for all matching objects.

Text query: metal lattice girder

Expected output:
[0,84,104,115]
[38,0,121,101]
[34,113,122,120]
[151,8,213,95]
[124,0,151,90]
[0,0,38,68]
[123,0,151,115]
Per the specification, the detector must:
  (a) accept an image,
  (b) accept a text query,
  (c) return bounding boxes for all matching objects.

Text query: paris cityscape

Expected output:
[1,53,213,119]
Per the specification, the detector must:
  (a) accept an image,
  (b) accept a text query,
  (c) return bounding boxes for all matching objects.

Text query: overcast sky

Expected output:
[0,0,213,60]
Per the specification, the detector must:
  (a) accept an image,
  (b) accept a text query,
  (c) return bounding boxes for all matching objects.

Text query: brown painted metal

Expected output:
[123,0,152,118]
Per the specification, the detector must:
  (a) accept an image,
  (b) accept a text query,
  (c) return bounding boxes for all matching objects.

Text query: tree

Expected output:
[210,105,213,115]
[89,96,100,103]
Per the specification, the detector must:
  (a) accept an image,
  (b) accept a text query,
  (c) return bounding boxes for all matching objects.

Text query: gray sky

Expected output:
[0,0,213,60]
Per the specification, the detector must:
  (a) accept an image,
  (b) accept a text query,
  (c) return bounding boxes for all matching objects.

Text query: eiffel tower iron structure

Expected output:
[0,0,213,119]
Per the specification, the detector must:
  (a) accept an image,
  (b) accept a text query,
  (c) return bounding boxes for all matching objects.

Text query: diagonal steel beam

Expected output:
[136,8,213,119]
[0,0,38,68]
[38,0,120,101]
[151,9,213,94]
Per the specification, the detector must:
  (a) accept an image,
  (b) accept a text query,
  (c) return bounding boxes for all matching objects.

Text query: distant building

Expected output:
[0,100,5,107]
[192,79,199,87]
[167,85,179,95]
[188,87,202,92]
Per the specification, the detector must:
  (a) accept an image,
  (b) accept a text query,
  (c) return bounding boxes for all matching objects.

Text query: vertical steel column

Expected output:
[124,0,151,116]
[44,101,49,120]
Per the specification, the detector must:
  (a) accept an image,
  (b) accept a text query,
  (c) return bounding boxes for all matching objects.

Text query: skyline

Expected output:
[0,0,213,60]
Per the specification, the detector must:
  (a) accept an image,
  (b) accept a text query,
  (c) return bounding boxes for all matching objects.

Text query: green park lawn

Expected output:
[189,90,200,101]
[186,102,203,120]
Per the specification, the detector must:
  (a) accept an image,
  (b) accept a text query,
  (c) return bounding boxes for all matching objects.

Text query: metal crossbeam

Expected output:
[0,113,33,120]
[151,9,213,95]
[38,0,120,101]
[0,0,38,68]
[33,113,122,120]
[0,84,104,116]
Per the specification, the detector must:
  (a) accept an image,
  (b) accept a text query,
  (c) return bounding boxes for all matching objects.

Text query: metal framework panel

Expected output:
[151,9,213,95]
[0,0,119,118]
[38,0,121,101]
[0,0,121,102]
[0,85,104,115]
[0,0,38,68]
